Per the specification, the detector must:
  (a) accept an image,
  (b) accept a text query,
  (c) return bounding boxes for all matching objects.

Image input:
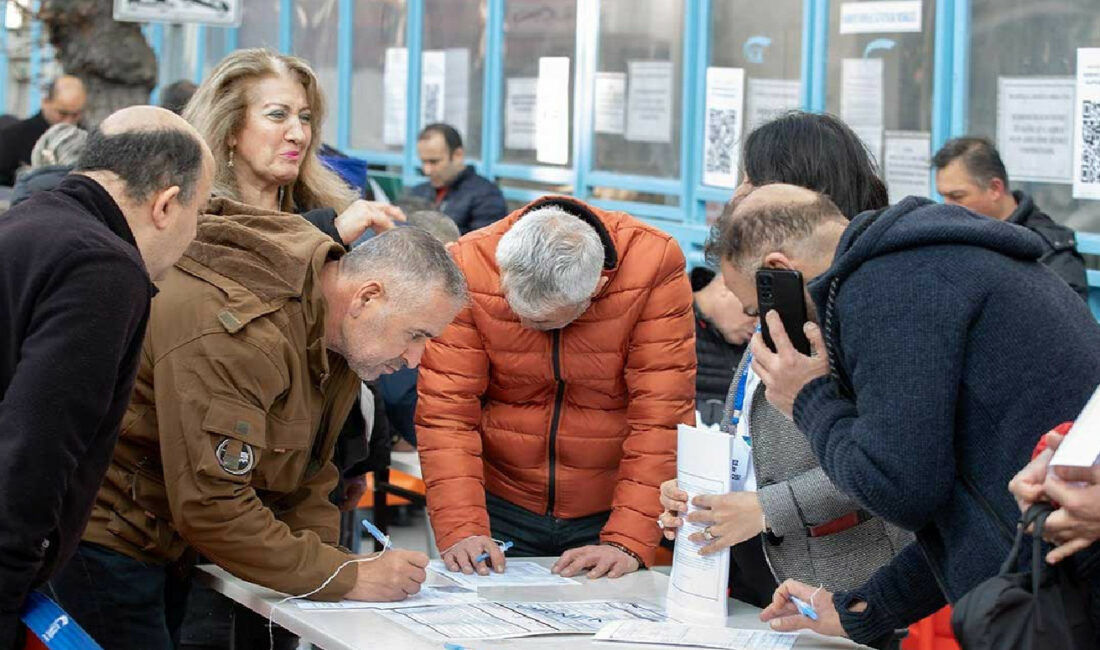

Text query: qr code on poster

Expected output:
[1081,100,1100,183]
[705,108,739,175]
[423,84,441,122]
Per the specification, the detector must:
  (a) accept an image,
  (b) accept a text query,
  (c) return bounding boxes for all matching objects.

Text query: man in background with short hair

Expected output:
[0,106,214,650]
[0,75,87,185]
[933,136,1088,300]
[407,123,508,233]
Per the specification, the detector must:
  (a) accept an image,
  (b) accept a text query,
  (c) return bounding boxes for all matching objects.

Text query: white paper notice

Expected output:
[839,1,922,34]
[1051,383,1100,468]
[536,57,571,165]
[746,78,802,134]
[841,58,885,161]
[382,47,408,146]
[428,559,579,588]
[626,60,675,143]
[595,72,627,135]
[379,600,664,641]
[443,47,470,142]
[884,130,931,203]
[997,76,1075,185]
[702,67,746,189]
[1073,48,1100,200]
[596,621,799,650]
[294,585,476,610]
[667,423,735,626]
[420,50,446,126]
[505,77,538,150]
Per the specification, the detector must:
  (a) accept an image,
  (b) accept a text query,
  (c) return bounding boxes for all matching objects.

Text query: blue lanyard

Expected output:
[729,350,753,429]
[21,592,103,649]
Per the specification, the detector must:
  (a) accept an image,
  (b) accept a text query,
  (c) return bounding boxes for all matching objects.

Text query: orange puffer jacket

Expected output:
[416,196,696,566]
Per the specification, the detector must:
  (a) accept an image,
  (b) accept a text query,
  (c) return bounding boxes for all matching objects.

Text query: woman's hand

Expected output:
[334,200,406,245]
[684,492,765,555]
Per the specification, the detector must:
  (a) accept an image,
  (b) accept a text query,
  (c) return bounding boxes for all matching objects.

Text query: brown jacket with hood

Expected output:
[416,196,696,567]
[82,198,361,599]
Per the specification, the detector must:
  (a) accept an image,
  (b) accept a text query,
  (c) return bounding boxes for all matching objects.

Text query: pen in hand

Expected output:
[474,540,514,566]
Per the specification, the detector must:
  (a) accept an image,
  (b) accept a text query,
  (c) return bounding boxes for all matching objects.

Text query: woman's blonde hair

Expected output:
[183,48,356,213]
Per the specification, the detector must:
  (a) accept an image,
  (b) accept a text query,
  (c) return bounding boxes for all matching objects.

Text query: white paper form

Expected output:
[382,48,408,146]
[746,78,802,135]
[420,50,446,127]
[443,48,470,141]
[505,77,538,150]
[378,600,664,641]
[1052,383,1100,468]
[536,57,572,165]
[596,621,799,650]
[839,1,922,35]
[884,130,931,203]
[626,61,675,143]
[841,58,885,162]
[428,559,580,588]
[1073,48,1100,200]
[294,585,477,610]
[667,423,735,625]
[997,76,1076,184]
[595,72,627,135]
[703,67,746,188]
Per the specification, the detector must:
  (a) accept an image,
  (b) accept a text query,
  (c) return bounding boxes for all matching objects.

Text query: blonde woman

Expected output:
[183,48,402,244]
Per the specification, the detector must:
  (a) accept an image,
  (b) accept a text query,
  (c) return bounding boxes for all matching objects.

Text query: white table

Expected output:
[197,558,865,649]
[389,450,421,478]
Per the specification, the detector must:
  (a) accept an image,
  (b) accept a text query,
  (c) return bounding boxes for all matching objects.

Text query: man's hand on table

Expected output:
[760,579,850,638]
[551,544,639,579]
[344,549,429,601]
[442,535,507,576]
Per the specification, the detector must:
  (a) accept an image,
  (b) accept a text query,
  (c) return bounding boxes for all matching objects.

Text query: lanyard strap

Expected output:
[20,592,102,650]
[729,350,753,429]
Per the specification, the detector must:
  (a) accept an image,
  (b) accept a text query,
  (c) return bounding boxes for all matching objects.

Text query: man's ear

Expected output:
[151,186,183,230]
[761,251,795,271]
[988,177,1008,200]
[348,280,384,317]
[451,146,465,163]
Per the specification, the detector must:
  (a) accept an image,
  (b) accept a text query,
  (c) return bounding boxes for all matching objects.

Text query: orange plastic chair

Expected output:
[902,606,960,650]
[358,469,426,509]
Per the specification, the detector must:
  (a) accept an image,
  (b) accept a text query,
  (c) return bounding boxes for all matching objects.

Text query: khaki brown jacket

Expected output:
[416,197,696,567]
[83,199,361,600]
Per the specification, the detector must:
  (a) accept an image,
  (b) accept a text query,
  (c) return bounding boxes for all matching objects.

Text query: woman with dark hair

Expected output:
[659,112,909,649]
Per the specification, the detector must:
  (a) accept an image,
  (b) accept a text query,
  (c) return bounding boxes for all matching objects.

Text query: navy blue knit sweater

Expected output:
[793,197,1100,644]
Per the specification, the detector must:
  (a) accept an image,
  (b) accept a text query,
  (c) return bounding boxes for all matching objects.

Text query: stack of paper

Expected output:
[427,559,579,588]
[595,621,798,650]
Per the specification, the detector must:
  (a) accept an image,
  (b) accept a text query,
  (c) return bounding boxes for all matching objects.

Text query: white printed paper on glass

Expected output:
[113,0,241,26]
[536,57,571,165]
[997,76,1075,185]
[594,72,627,135]
[505,78,538,151]
[841,58,885,162]
[884,131,931,204]
[626,61,675,143]
[702,68,746,189]
[746,78,802,135]
[1072,48,1100,200]
[839,1,922,34]
[383,48,409,146]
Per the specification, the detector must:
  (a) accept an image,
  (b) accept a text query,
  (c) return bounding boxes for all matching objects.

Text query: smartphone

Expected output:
[755,269,811,355]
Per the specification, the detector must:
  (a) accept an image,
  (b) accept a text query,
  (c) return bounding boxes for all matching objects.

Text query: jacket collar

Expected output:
[517,196,619,271]
[1007,190,1036,226]
[448,165,477,192]
[55,174,139,251]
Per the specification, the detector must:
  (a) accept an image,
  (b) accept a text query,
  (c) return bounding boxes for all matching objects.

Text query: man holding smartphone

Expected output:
[707,183,1100,646]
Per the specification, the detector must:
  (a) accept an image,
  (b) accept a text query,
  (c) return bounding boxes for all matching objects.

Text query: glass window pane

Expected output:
[592,0,683,178]
[826,0,937,163]
[292,0,339,144]
[422,0,486,160]
[499,0,576,167]
[160,24,199,87]
[203,27,235,79]
[711,0,804,133]
[969,0,1100,232]
[239,0,281,50]
[349,0,406,152]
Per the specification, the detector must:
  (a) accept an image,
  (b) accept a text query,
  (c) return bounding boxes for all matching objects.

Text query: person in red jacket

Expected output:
[416,196,696,579]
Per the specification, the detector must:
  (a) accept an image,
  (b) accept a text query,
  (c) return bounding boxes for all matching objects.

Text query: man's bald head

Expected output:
[705,183,846,273]
[76,105,213,204]
[42,75,86,125]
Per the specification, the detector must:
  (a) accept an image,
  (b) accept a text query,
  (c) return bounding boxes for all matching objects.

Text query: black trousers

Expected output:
[48,542,296,650]
[485,492,610,557]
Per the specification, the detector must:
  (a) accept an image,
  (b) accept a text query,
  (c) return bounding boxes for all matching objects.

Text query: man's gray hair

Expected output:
[31,123,88,168]
[496,206,603,317]
[341,226,467,305]
[407,210,461,245]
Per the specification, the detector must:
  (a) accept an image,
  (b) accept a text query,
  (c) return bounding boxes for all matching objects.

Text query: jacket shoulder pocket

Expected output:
[202,395,268,448]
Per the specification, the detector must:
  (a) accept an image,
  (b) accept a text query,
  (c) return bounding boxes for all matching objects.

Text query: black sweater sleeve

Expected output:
[0,251,148,642]
[300,207,343,245]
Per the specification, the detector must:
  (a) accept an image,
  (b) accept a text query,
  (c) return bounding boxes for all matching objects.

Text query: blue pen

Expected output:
[790,595,819,621]
[361,520,392,549]
[474,540,513,565]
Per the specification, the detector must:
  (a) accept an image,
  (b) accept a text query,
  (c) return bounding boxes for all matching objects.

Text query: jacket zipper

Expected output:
[547,329,565,515]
